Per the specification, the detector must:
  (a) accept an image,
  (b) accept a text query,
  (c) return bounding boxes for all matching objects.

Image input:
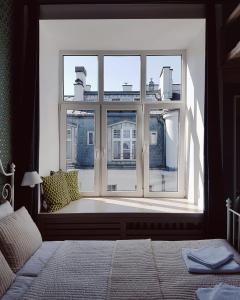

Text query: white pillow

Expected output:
[0,207,42,272]
[0,201,13,220]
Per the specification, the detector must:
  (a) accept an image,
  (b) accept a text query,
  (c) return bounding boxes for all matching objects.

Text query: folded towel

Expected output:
[187,246,234,269]
[182,249,240,274]
[196,283,240,300]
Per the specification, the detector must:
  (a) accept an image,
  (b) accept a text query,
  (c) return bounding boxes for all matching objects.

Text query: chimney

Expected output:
[85,84,91,91]
[122,83,132,92]
[74,66,87,101]
[159,67,173,100]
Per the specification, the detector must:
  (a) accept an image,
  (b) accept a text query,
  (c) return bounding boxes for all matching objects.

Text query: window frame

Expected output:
[59,50,186,198]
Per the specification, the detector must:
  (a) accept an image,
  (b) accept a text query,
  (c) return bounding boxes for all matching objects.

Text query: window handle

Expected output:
[102,148,106,158]
[142,144,147,154]
[95,149,99,160]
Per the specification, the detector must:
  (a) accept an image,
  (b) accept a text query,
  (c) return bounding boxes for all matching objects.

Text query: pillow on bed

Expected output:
[0,201,13,220]
[0,207,42,272]
[0,250,15,298]
[42,172,71,212]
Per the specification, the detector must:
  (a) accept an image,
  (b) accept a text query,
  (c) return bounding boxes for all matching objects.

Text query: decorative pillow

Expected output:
[64,171,81,201]
[0,201,13,220]
[50,170,80,201]
[42,172,71,212]
[0,250,15,298]
[0,207,42,272]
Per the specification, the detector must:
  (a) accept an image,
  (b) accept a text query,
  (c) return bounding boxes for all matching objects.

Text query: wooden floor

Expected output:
[54,197,202,214]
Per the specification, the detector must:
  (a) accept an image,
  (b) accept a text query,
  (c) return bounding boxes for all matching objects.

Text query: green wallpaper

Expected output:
[0,0,14,189]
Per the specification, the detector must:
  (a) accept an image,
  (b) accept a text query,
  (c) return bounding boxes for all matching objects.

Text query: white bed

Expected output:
[1,161,240,299]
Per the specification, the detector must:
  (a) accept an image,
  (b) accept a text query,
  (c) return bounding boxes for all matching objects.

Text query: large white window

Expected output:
[60,51,185,197]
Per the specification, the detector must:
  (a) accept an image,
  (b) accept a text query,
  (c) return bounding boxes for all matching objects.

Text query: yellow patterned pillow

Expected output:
[64,171,81,201]
[42,173,71,212]
[50,170,81,202]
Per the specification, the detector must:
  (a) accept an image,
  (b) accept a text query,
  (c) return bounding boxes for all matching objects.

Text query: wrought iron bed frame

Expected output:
[226,198,240,251]
[0,159,15,209]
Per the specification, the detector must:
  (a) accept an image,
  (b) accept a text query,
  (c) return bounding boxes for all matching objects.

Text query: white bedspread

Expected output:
[4,239,240,300]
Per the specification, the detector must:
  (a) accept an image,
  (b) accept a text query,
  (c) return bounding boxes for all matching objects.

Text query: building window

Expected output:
[112,126,136,161]
[66,124,77,165]
[87,131,94,145]
[107,184,117,191]
[150,131,157,145]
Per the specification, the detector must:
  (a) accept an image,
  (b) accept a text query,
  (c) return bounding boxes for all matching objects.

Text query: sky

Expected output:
[64,55,181,95]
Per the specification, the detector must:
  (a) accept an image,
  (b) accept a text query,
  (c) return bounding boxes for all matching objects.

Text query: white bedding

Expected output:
[2,241,62,300]
[2,239,240,300]
[2,276,34,300]
[17,241,62,277]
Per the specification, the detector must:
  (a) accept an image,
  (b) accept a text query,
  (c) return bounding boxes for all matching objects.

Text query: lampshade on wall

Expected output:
[21,171,42,188]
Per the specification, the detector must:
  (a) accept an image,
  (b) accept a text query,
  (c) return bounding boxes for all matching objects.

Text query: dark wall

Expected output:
[221,2,240,202]
[0,0,14,191]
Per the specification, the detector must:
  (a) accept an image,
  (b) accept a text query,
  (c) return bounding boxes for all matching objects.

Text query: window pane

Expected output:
[104,56,140,102]
[146,56,181,102]
[132,141,136,159]
[123,129,130,139]
[113,141,121,159]
[149,109,179,192]
[88,131,94,145]
[66,109,96,192]
[107,110,137,191]
[64,56,98,102]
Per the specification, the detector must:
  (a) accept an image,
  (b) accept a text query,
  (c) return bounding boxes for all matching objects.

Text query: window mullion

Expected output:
[141,54,146,104]
[99,54,104,103]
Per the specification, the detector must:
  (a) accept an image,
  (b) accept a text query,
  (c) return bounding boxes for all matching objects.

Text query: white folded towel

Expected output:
[182,249,240,274]
[196,283,240,300]
[187,246,234,269]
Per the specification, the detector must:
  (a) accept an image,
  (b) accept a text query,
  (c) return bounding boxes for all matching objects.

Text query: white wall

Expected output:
[185,23,205,209]
[40,19,205,207]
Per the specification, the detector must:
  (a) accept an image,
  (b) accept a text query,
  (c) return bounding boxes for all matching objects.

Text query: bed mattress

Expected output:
[3,239,240,300]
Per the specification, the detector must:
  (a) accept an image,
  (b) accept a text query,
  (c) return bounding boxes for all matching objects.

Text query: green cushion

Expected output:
[42,173,71,212]
[64,171,81,201]
[50,170,80,202]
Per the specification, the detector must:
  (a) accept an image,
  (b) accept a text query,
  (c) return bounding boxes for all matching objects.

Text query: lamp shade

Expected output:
[21,171,43,188]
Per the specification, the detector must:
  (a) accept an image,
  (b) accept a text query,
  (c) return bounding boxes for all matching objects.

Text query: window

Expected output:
[107,184,117,191]
[150,131,157,145]
[60,51,185,197]
[111,125,136,161]
[64,56,98,102]
[146,55,182,102]
[66,124,77,165]
[87,131,94,145]
[104,56,140,102]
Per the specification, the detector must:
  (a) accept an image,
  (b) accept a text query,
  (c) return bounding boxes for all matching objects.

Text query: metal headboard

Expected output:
[0,159,15,209]
[226,198,240,251]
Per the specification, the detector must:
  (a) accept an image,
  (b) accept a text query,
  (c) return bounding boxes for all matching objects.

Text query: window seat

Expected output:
[50,197,202,214]
[38,198,203,241]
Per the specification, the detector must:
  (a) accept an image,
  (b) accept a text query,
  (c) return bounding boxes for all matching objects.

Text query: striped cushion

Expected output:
[0,207,42,272]
[0,250,15,298]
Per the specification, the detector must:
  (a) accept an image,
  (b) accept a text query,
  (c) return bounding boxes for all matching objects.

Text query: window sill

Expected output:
[45,197,203,214]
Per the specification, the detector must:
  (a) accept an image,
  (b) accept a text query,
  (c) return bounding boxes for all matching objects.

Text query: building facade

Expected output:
[66,65,180,171]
